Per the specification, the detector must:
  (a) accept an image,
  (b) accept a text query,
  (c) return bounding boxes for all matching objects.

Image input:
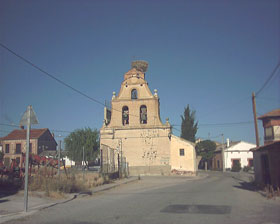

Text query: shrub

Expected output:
[243,166,250,172]
[231,160,241,172]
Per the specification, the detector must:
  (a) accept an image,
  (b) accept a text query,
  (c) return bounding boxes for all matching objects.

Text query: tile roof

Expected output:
[258,108,280,120]
[250,141,280,152]
[215,141,240,151]
[0,128,49,140]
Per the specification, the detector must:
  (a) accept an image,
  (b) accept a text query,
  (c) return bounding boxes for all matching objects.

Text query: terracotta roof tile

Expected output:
[258,109,280,120]
[0,128,49,140]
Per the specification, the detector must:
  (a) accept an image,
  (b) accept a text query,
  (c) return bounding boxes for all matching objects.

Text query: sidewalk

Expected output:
[0,176,138,224]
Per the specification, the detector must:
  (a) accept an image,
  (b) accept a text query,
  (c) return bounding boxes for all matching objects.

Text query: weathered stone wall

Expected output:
[100,127,171,168]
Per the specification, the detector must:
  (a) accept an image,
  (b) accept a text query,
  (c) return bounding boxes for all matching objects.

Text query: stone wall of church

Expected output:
[100,126,172,175]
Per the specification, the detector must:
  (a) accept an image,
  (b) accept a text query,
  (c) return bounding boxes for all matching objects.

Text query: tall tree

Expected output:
[195,140,216,170]
[180,105,198,142]
[64,128,99,166]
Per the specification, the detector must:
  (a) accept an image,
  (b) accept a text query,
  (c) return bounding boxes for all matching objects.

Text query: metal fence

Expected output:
[100,144,129,178]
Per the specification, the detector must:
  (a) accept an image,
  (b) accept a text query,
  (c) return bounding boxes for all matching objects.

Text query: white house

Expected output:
[224,140,256,169]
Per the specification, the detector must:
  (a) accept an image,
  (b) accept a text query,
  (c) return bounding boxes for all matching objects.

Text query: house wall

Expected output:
[254,143,280,188]
[224,142,255,169]
[170,135,196,174]
[212,151,223,170]
[37,131,57,154]
[273,126,280,141]
[268,146,280,188]
[2,139,38,166]
[253,151,263,185]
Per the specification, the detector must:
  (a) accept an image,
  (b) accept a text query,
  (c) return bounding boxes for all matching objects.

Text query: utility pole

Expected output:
[83,146,85,181]
[252,92,260,147]
[58,140,61,179]
[221,134,225,172]
[20,105,38,213]
[24,106,31,213]
[120,139,123,178]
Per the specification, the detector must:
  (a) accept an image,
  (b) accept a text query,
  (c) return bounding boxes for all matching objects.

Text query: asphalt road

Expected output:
[5,172,280,224]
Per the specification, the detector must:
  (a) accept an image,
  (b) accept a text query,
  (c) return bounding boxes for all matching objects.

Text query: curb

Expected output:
[0,177,138,224]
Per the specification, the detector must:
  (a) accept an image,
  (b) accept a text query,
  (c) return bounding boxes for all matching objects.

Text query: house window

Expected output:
[231,159,240,168]
[29,143,32,153]
[264,127,274,141]
[248,159,253,167]
[16,144,21,154]
[217,160,220,169]
[122,106,129,125]
[131,89,137,99]
[179,149,185,156]
[5,144,9,153]
[140,105,147,124]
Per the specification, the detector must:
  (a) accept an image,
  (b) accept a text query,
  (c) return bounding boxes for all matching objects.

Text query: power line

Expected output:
[0,43,145,118]
[171,121,253,127]
[0,42,105,106]
[0,123,72,134]
[256,61,280,97]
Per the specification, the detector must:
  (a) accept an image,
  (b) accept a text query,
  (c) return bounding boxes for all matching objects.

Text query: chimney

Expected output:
[20,125,24,130]
[226,138,230,148]
[52,132,55,138]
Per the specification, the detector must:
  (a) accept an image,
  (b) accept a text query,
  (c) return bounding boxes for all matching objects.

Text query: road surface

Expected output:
[6,172,280,224]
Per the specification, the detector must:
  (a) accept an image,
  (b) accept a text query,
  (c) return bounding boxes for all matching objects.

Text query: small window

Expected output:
[131,89,137,99]
[217,160,220,169]
[264,127,274,141]
[140,105,147,124]
[5,144,9,153]
[29,143,32,153]
[122,106,129,125]
[16,144,21,154]
[179,149,185,156]
[248,159,253,167]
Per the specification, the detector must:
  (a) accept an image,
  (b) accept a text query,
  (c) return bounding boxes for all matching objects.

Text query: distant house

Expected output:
[0,128,57,167]
[212,140,255,170]
[251,109,280,188]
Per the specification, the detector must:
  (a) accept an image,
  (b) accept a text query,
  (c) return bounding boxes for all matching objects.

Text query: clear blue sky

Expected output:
[0,0,279,145]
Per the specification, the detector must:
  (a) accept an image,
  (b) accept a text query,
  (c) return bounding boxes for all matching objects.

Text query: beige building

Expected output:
[100,61,197,175]
[0,128,57,167]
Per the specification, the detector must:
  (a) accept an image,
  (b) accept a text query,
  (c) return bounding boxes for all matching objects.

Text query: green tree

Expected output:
[180,105,198,142]
[195,140,216,170]
[64,128,99,166]
[232,160,241,172]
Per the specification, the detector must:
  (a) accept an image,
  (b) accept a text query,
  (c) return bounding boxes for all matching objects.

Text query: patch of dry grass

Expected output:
[264,185,280,199]
[29,170,106,198]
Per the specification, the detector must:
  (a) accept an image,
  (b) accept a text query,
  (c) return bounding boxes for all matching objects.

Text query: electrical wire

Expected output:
[171,121,253,127]
[256,61,280,97]
[0,42,140,118]
[0,123,72,134]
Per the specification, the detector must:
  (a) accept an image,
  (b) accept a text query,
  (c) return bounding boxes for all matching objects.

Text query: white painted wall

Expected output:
[63,156,75,167]
[224,141,256,169]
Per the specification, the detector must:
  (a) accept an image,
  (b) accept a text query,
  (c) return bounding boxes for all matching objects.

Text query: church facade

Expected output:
[100,61,197,175]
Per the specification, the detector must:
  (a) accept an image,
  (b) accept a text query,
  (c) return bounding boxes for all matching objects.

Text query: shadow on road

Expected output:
[232,176,257,192]
[0,182,22,199]
[0,199,9,203]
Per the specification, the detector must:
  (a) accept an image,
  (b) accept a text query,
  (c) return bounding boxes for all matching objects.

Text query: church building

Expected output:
[100,61,197,175]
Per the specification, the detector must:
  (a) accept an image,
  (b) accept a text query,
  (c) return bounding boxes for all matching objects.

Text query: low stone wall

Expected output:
[129,165,171,176]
